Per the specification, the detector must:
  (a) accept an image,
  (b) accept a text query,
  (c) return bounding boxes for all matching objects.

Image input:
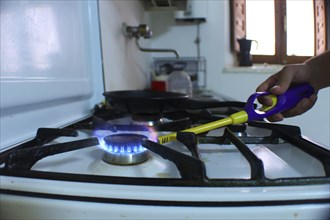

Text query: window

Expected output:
[231,0,327,64]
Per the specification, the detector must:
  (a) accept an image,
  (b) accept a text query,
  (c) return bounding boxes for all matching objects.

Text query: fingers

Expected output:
[265,94,318,122]
[265,113,284,122]
[256,75,278,93]
[281,94,318,118]
[256,75,280,106]
[268,67,295,95]
[257,66,297,94]
[256,67,296,107]
[258,95,273,106]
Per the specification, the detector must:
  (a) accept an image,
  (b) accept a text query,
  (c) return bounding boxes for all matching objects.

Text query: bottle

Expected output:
[151,74,168,92]
[167,70,193,97]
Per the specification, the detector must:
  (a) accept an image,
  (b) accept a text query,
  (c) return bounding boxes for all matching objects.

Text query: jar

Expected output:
[167,70,193,97]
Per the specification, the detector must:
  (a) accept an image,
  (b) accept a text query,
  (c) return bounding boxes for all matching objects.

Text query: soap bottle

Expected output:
[167,70,193,97]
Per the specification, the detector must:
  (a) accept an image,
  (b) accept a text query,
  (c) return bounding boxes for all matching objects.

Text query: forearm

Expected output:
[304,50,330,90]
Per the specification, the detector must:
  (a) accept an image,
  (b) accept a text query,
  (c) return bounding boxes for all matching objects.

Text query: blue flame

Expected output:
[95,132,153,155]
[93,126,157,154]
[105,143,147,154]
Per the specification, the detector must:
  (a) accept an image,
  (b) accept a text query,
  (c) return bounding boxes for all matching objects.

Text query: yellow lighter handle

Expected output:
[157,95,278,144]
[157,111,248,144]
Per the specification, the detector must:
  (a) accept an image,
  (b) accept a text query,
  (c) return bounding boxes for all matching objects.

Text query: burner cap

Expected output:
[102,134,149,165]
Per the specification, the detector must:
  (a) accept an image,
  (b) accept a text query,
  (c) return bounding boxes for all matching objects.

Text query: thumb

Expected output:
[269,70,295,95]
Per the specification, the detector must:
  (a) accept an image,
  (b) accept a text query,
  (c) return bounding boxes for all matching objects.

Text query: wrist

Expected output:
[304,51,330,90]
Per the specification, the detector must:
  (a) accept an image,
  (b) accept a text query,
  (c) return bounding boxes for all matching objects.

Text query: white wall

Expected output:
[98,0,151,91]
[148,0,329,146]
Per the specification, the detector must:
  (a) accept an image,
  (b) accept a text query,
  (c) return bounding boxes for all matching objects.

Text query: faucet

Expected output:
[122,22,180,58]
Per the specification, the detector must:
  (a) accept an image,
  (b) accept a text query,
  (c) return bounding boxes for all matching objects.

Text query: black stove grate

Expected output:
[143,121,330,184]
[0,121,329,187]
[0,128,99,170]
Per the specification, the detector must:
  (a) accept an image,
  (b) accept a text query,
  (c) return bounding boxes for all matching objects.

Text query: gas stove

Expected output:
[1,104,330,219]
[2,105,329,181]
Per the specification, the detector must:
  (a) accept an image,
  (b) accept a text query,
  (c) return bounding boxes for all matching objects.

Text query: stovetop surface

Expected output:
[1,104,329,187]
[29,127,325,180]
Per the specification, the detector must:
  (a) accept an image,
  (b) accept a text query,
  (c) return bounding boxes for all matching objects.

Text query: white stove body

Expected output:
[1,177,329,220]
[0,1,329,220]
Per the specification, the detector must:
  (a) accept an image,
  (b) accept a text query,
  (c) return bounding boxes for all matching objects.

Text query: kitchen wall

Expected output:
[98,0,329,146]
[98,0,151,91]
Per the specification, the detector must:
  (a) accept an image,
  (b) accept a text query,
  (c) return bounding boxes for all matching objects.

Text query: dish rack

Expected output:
[153,57,206,90]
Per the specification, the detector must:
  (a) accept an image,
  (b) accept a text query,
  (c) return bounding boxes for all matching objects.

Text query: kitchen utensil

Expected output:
[150,62,188,92]
[167,69,192,96]
[158,83,314,144]
[153,57,206,90]
[103,90,247,114]
[237,37,258,66]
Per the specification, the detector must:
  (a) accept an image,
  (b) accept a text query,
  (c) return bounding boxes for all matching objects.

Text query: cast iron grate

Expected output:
[0,121,329,187]
[143,121,330,184]
[0,128,99,170]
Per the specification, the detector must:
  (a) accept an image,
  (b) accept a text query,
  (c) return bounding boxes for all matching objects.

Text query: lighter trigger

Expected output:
[259,95,278,112]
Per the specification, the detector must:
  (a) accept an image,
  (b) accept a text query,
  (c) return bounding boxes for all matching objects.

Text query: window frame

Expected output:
[230,0,327,65]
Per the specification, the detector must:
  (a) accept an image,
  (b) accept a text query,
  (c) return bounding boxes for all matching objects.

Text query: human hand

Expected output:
[256,64,318,122]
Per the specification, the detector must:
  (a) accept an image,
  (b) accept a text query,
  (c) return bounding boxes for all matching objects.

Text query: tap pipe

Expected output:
[122,22,180,58]
[135,38,180,58]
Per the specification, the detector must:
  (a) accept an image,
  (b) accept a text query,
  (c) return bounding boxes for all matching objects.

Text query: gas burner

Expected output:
[102,134,150,165]
[228,123,247,137]
[131,114,163,127]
